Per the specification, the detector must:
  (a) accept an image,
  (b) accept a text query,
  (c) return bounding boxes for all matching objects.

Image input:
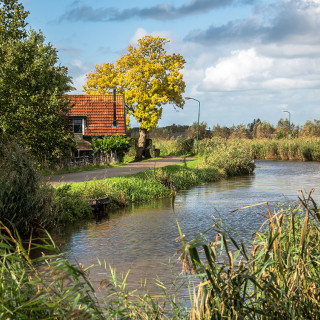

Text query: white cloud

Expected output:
[130,28,148,45]
[70,58,88,72]
[200,49,272,91]
[71,74,87,93]
[196,48,320,92]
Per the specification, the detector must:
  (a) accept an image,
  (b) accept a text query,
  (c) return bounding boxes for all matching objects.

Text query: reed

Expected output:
[0,222,188,319]
[155,136,320,162]
[241,138,320,161]
[179,190,320,319]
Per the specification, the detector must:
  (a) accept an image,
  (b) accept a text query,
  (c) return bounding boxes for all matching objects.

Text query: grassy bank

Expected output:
[54,142,255,225]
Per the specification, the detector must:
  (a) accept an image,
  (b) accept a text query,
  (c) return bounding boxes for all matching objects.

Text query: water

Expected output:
[62,160,320,295]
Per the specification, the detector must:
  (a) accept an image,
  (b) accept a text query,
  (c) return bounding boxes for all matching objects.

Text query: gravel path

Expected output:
[47,156,194,186]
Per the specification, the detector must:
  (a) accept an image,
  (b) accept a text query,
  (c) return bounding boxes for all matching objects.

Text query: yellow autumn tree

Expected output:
[84,35,186,160]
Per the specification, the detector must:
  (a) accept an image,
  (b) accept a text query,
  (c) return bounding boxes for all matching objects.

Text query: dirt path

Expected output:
[47,157,194,186]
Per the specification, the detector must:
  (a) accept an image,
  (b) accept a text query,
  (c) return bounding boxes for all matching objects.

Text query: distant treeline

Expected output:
[127,119,320,140]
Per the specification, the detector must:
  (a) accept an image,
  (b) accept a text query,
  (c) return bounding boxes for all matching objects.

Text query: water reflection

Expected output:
[62,160,320,296]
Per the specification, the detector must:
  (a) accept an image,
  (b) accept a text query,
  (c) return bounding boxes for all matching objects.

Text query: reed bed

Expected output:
[179,190,320,319]
[243,138,320,161]
[0,222,187,319]
[155,136,320,161]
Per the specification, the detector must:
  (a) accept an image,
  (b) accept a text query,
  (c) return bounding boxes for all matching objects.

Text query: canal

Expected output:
[62,160,320,296]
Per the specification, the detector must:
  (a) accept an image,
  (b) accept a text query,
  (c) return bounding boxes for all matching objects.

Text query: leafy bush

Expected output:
[92,135,129,161]
[0,137,53,235]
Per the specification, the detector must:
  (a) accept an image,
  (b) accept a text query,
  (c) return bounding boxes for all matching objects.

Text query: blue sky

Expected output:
[22,0,320,128]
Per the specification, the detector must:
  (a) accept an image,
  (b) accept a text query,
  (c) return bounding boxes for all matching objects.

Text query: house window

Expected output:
[68,117,86,134]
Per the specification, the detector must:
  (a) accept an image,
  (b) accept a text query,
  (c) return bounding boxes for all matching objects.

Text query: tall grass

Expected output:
[240,138,320,161]
[0,222,188,319]
[179,190,320,319]
[153,137,195,156]
[154,136,320,161]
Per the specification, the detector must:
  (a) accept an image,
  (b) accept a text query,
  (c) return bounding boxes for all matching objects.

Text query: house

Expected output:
[65,92,126,157]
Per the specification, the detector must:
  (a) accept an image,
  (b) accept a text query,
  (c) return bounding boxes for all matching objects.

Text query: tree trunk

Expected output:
[135,127,147,161]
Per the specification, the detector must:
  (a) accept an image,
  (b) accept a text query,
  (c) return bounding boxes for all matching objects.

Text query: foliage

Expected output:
[301,119,320,137]
[153,137,195,156]
[84,35,186,159]
[179,192,320,319]
[185,121,210,140]
[241,138,320,161]
[229,124,252,139]
[0,136,53,235]
[92,135,130,160]
[0,0,74,163]
[252,120,275,138]
[0,222,188,319]
[199,139,255,176]
[211,124,230,139]
[84,36,185,131]
[53,184,92,225]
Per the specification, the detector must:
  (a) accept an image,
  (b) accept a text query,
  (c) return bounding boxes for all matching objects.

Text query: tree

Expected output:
[247,118,261,132]
[0,0,74,163]
[186,121,210,140]
[252,121,275,139]
[84,35,186,160]
[211,124,230,139]
[275,118,297,139]
[229,124,252,139]
[301,119,320,137]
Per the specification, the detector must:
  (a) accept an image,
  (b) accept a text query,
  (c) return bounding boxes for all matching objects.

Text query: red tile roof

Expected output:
[66,94,126,136]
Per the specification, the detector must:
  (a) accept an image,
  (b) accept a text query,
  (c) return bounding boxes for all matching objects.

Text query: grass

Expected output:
[2,192,320,318]
[179,190,320,319]
[54,142,255,226]
[0,222,188,319]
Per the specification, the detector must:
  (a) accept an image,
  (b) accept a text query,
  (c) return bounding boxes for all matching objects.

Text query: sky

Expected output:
[21,0,320,128]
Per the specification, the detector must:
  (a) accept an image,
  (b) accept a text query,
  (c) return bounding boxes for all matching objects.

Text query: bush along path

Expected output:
[54,143,255,226]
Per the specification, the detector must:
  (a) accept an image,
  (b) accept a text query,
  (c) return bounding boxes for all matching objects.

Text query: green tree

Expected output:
[247,118,261,132]
[211,124,231,139]
[84,35,186,160]
[0,0,74,164]
[301,119,320,137]
[252,121,275,139]
[186,121,210,140]
[275,118,297,139]
[229,124,252,139]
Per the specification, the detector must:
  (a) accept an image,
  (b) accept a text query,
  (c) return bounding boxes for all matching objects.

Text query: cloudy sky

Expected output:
[22,0,320,128]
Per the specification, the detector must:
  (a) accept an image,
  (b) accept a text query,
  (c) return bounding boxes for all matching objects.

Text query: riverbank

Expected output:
[54,143,255,225]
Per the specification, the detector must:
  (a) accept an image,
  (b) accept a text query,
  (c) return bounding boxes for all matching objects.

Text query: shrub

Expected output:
[0,137,53,235]
[92,135,129,161]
